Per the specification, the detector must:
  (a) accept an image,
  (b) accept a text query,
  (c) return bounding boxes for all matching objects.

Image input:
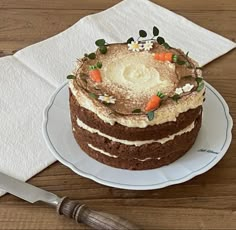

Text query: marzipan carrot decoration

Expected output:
[154,52,178,62]
[145,92,165,112]
[89,62,103,83]
[89,69,102,83]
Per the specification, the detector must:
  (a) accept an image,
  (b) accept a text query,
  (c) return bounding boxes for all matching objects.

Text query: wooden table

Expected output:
[0,0,235,229]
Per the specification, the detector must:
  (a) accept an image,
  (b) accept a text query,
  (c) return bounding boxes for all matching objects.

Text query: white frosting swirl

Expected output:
[101,52,176,96]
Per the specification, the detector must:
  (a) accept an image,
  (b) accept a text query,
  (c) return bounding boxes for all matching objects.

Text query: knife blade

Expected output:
[0,172,140,230]
[0,172,60,206]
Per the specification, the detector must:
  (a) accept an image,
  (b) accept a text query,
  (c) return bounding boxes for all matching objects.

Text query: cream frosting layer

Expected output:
[88,143,161,162]
[76,117,195,146]
[88,144,118,158]
[69,79,204,128]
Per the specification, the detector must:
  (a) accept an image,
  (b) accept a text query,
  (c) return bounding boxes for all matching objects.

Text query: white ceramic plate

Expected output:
[42,82,233,190]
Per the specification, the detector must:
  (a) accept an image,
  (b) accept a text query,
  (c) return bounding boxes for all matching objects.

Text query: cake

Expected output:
[68,27,205,170]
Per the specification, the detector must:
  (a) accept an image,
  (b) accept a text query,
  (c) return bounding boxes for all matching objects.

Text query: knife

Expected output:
[0,172,140,230]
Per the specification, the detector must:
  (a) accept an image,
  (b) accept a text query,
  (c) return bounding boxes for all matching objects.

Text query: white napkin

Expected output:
[0,0,235,196]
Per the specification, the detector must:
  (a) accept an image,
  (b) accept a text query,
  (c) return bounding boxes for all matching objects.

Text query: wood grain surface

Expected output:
[0,0,235,229]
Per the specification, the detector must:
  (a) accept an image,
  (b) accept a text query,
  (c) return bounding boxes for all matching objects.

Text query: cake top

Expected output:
[68,26,204,126]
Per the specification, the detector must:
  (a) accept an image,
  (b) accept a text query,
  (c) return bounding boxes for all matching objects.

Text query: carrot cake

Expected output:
[67,27,205,170]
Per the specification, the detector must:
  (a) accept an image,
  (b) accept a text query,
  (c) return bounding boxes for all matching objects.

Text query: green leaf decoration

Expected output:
[153,26,159,36]
[197,81,204,92]
[163,42,171,49]
[127,37,134,44]
[132,109,142,113]
[147,111,155,121]
[67,74,76,79]
[157,92,165,99]
[157,36,165,45]
[186,51,189,58]
[196,77,203,84]
[172,54,178,63]
[89,65,96,70]
[95,39,106,47]
[99,45,107,54]
[88,53,96,59]
[89,93,97,99]
[139,30,147,38]
[176,60,186,65]
[97,62,102,69]
[172,94,181,102]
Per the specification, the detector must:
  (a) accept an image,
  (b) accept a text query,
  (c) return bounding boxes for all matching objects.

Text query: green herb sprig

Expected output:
[67,74,76,79]
[84,39,108,61]
[127,26,171,50]
[171,52,192,67]
[171,94,181,102]
[89,62,103,70]
[157,91,165,99]
[95,39,108,54]
[84,53,96,60]
[196,77,204,92]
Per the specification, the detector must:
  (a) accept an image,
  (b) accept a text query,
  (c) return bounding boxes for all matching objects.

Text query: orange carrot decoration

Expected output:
[89,62,103,83]
[145,95,161,111]
[154,52,178,62]
[145,92,165,112]
[164,52,173,62]
[89,69,102,83]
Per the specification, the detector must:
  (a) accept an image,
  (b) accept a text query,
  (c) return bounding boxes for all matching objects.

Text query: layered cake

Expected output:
[68,27,205,170]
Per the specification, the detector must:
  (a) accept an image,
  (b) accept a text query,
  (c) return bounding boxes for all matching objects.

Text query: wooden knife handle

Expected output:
[57,197,140,230]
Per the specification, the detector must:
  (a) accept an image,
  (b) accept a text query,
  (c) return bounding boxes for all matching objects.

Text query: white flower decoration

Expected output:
[196,69,202,78]
[128,41,143,52]
[175,87,183,95]
[182,83,194,93]
[98,94,116,104]
[192,68,202,78]
[143,41,153,51]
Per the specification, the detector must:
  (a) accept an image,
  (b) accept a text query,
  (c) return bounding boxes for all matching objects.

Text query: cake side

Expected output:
[71,110,202,170]
[69,91,203,170]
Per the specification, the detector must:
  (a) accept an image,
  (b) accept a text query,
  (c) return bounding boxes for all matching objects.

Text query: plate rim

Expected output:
[42,81,233,190]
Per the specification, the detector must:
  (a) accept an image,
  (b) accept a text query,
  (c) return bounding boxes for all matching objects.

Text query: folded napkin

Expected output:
[0,0,235,196]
